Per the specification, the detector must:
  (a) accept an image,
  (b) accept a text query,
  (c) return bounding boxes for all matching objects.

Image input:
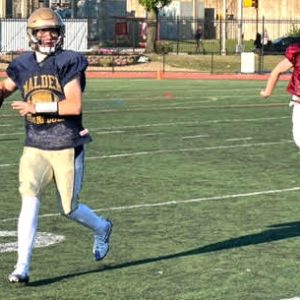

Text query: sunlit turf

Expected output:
[1,79,300,300]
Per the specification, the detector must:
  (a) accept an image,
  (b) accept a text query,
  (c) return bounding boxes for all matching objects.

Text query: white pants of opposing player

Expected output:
[292,101,300,148]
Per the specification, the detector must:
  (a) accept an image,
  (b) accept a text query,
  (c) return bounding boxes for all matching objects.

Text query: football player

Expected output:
[0,8,112,284]
[260,44,300,148]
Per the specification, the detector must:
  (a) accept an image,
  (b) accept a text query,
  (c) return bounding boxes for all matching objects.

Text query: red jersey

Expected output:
[286,44,300,96]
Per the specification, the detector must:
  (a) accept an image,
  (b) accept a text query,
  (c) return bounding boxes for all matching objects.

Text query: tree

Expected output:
[138,0,172,52]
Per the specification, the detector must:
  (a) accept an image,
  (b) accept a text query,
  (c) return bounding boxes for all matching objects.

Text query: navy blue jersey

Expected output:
[7,50,92,150]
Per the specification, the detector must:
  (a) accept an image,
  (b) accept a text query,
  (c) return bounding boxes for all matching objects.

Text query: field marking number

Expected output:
[0,231,64,253]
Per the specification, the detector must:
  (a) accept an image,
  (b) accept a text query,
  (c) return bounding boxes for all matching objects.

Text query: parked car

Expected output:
[254,35,300,54]
[270,36,300,53]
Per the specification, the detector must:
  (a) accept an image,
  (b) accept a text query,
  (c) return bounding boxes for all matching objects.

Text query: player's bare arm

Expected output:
[0,77,17,107]
[57,76,82,115]
[260,58,293,98]
[11,76,82,116]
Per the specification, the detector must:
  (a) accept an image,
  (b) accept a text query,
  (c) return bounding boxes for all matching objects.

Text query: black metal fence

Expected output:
[96,16,300,54]
[0,15,299,53]
[0,16,299,74]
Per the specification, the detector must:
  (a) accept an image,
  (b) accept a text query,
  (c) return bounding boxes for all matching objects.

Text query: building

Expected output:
[2,0,300,46]
[0,0,127,18]
[127,0,300,40]
[0,0,48,18]
[127,0,300,20]
[2,1,300,22]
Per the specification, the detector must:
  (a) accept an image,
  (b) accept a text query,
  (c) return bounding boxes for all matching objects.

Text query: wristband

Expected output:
[35,102,58,114]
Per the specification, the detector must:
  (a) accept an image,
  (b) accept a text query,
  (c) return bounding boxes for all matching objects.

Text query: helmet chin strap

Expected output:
[37,39,56,54]
[34,39,54,62]
[29,27,63,55]
[37,45,56,55]
[32,36,60,55]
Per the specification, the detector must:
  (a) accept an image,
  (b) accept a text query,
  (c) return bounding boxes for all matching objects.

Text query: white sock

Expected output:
[14,197,40,275]
[69,203,108,234]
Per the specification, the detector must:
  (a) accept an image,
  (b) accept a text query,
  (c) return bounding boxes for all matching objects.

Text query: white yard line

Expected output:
[86,141,292,160]
[0,140,292,168]
[93,186,300,212]
[95,130,125,135]
[1,186,299,223]
[0,116,288,137]
[134,133,165,137]
[85,104,287,113]
[226,137,253,142]
[0,132,23,136]
[182,134,210,139]
[89,116,288,131]
[0,163,18,168]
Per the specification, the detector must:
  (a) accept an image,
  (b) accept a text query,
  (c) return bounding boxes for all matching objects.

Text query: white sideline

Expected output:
[1,186,299,223]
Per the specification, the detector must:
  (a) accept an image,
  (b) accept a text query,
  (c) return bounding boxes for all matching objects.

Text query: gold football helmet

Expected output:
[27,8,65,54]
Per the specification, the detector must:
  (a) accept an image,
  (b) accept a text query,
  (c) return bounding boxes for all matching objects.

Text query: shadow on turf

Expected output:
[28,220,300,287]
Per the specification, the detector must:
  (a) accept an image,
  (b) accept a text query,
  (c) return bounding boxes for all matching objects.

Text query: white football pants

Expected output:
[292,101,300,148]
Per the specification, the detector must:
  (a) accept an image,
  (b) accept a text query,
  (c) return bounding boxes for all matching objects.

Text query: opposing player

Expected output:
[260,44,300,148]
[0,8,112,284]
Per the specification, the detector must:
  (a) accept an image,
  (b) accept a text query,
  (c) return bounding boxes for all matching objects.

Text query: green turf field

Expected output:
[1,78,300,300]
